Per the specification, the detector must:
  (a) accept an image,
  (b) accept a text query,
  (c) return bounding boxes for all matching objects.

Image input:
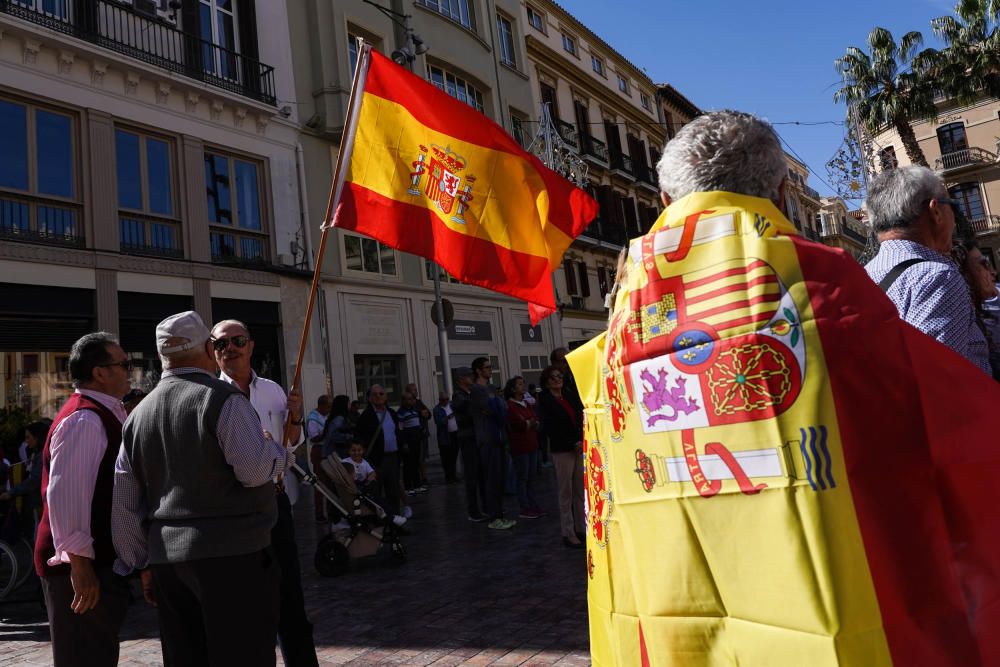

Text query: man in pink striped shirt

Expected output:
[34,332,133,667]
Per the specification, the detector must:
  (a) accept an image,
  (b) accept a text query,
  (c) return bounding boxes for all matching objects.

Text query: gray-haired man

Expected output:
[112,311,293,666]
[864,166,990,374]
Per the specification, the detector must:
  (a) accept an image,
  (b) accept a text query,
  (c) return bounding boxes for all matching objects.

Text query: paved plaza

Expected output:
[0,465,591,666]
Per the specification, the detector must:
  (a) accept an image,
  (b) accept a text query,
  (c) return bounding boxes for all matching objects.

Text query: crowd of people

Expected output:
[1,109,998,667]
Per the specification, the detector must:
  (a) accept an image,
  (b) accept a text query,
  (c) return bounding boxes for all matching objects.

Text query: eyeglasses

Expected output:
[98,360,132,371]
[211,335,250,352]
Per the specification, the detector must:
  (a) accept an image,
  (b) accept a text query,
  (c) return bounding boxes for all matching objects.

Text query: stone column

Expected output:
[88,111,119,252]
[95,268,118,334]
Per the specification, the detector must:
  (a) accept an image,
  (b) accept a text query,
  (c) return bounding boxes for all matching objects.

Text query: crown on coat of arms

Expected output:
[431,145,466,173]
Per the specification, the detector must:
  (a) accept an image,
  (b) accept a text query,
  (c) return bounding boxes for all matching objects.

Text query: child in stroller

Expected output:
[310,437,407,576]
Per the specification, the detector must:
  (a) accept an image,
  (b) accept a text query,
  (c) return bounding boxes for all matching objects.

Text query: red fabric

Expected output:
[34,394,122,577]
[794,238,1000,665]
[361,51,595,241]
[337,183,554,310]
[505,400,539,455]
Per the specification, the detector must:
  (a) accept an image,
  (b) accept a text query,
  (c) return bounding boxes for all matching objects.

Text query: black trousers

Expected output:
[480,443,506,521]
[273,491,319,667]
[376,452,402,515]
[41,567,130,667]
[401,437,422,490]
[437,432,459,482]
[151,549,280,667]
[458,436,481,516]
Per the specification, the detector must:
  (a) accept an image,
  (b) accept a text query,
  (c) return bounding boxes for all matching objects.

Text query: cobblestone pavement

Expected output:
[0,463,591,666]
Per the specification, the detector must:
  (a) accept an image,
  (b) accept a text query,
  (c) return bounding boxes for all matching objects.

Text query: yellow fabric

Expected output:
[568,192,892,666]
[347,92,573,263]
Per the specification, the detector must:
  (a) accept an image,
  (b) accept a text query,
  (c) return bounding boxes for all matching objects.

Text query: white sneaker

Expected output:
[392,515,408,527]
[402,505,413,519]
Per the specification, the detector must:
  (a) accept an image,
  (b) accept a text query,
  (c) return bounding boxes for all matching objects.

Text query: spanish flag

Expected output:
[568,191,1000,665]
[332,48,597,323]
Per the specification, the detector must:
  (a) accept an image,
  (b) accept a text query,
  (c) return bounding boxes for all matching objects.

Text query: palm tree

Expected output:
[835,28,938,167]
[932,0,1000,105]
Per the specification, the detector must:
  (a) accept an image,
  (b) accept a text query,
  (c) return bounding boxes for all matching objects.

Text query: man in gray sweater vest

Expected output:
[112,311,293,667]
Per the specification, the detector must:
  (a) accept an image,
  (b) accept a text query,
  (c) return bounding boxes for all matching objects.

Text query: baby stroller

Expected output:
[292,451,406,577]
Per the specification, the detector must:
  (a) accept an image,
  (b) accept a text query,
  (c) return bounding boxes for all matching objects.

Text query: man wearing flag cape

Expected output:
[567,110,1000,666]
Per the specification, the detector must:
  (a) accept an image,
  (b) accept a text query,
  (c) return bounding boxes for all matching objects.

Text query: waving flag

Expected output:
[568,191,1000,666]
[332,48,597,323]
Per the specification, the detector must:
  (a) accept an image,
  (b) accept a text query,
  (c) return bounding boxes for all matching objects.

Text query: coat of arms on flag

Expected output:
[408,144,476,224]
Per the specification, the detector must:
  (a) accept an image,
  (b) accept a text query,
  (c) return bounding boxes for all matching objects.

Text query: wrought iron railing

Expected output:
[0,0,276,105]
[582,136,609,162]
[610,151,633,175]
[971,215,1000,235]
[935,147,997,172]
[634,163,657,187]
[578,218,627,247]
[802,184,821,200]
[820,221,867,244]
[556,120,578,148]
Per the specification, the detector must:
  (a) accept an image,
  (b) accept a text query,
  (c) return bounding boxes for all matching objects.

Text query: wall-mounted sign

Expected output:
[447,319,492,341]
[520,323,543,343]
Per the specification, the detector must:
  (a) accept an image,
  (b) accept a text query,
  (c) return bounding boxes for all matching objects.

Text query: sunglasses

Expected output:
[97,360,132,371]
[211,335,250,352]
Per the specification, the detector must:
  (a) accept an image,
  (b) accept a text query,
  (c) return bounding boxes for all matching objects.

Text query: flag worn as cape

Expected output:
[332,50,597,324]
[567,190,1000,666]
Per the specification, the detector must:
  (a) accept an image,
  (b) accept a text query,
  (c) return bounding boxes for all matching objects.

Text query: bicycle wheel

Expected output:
[0,541,18,600]
[13,537,34,588]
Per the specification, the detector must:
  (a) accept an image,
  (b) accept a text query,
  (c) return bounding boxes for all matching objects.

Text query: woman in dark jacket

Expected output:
[537,366,585,548]
[504,376,542,519]
[1,419,51,540]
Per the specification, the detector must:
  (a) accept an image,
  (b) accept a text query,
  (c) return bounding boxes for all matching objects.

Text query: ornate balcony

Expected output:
[610,151,633,176]
[0,0,277,105]
[935,147,997,173]
[578,218,627,248]
[582,136,609,163]
[556,120,578,148]
[971,215,1000,236]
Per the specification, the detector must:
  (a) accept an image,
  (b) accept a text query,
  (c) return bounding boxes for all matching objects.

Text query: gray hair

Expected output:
[655,110,787,202]
[865,166,947,233]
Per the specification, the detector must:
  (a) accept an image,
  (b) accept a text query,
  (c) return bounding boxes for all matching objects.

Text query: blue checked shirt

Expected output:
[865,239,991,375]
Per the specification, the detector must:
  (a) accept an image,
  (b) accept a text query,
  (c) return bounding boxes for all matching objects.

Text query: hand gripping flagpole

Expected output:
[280,40,372,468]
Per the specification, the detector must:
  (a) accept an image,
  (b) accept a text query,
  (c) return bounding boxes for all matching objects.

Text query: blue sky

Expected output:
[564,0,956,203]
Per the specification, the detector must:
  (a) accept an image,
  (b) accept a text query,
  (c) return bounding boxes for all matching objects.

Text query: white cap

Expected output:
[156,311,210,356]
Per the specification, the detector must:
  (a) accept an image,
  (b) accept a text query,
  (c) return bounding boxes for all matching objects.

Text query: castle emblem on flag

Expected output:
[408,144,476,223]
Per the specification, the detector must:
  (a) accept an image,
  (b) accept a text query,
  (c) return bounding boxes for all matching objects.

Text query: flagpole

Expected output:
[281,39,372,451]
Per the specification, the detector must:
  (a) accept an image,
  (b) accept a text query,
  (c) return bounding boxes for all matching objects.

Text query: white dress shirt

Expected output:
[46,388,126,566]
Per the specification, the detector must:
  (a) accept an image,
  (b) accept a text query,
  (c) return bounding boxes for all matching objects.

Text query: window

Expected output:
[937,122,968,156]
[204,151,268,264]
[348,32,360,74]
[417,0,473,30]
[0,98,80,246]
[427,64,485,113]
[879,145,898,170]
[425,258,459,283]
[664,111,675,139]
[539,82,559,120]
[617,74,630,95]
[346,233,397,276]
[640,93,651,111]
[496,14,516,68]
[576,261,590,298]
[591,55,605,76]
[11,1,70,19]
[526,5,544,32]
[199,0,241,82]
[510,111,529,148]
[950,182,986,221]
[115,128,181,258]
[355,355,407,406]
[518,354,548,389]
[563,258,578,295]
[561,33,577,56]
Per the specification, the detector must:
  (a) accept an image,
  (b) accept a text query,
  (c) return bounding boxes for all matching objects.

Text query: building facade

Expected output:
[0,0,323,419]
[871,97,1000,267]
[522,0,699,348]
[818,196,867,258]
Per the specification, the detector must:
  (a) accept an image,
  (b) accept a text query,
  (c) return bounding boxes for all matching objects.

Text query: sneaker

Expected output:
[501,518,517,529]
[487,519,514,530]
[417,485,429,493]
[402,506,413,519]
[467,513,488,522]
[406,489,418,496]
[392,515,408,527]
[518,509,541,519]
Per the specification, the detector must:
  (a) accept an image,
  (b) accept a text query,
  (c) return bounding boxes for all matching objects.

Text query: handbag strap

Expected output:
[878,258,927,292]
[367,409,387,454]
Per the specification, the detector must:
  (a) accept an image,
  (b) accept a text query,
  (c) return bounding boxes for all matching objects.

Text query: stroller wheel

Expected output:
[314,535,350,577]
[389,539,407,563]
